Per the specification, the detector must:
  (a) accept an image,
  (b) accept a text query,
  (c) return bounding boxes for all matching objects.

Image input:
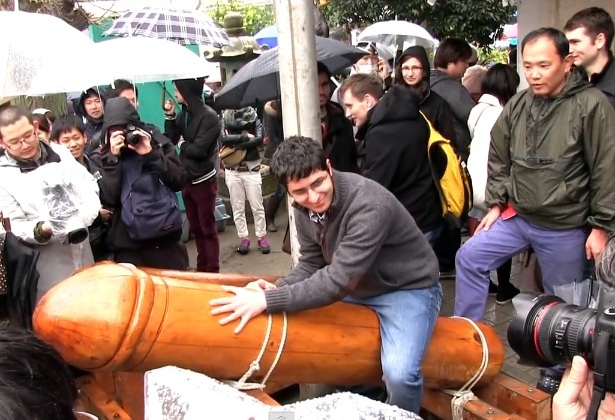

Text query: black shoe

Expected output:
[488,281,498,295]
[496,285,520,304]
[537,367,563,395]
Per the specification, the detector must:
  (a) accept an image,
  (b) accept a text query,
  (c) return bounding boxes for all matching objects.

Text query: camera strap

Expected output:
[587,332,610,420]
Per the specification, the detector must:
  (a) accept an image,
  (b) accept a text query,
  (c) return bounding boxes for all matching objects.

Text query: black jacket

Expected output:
[397,46,457,150]
[590,54,615,109]
[357,85,441,233]
[76,87,105,142]
[323,102,359,173]
[164,78,220,181]
[89,97,189,251]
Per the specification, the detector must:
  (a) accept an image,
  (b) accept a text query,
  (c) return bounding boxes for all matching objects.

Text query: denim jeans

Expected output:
[423,224,443,248]
[344,282,442,413]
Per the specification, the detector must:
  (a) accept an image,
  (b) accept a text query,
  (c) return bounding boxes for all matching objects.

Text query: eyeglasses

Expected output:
[401,66,424,73]
[3,130,37,150]
[289,173,330,199]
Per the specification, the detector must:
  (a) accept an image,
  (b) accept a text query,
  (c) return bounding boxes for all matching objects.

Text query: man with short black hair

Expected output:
[0,106,101,301]
[107,79,139,110]
[209,136,441,415]
[565,7,615,108]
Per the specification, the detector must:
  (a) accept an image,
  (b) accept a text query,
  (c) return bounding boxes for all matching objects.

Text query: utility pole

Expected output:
[273,0,322,267]
[14,0,18,11]
[273,0,332,401]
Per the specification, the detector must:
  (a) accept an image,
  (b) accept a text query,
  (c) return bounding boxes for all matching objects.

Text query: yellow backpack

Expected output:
[420,112,473,226]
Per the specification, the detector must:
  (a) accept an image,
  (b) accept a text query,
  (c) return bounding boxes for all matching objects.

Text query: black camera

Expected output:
[123,125,142,146]
[508,290,615,393]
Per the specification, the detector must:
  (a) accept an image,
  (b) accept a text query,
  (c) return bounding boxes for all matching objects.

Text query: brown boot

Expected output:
[265,195,283,232]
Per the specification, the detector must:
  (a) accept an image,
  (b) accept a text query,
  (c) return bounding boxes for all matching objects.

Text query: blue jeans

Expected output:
[424,225,443,248]
[344,282,442,413]
[454,216,586,320]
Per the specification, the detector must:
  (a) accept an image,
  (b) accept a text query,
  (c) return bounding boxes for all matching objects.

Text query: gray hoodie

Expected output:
[265,170,439,313]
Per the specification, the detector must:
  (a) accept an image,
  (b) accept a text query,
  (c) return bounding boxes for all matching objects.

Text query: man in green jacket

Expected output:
[455,27,615,321]
[209,136,442,414]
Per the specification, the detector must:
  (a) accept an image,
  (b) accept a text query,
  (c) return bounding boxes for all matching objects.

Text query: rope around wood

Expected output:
[224,312,288,391]
[442,316,490,420]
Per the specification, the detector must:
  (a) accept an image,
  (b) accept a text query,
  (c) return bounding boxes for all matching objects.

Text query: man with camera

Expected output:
[90,97,189,269]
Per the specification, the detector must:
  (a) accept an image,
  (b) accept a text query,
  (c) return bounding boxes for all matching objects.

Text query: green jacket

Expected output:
[485,72,615,231]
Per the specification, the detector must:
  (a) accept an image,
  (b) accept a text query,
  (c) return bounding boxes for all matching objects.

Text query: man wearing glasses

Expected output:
[0,106,101,302]
[209,136,441,415]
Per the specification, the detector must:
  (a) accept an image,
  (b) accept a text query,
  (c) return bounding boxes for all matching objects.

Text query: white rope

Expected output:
[224,312,288,391]
[442,316,490,420]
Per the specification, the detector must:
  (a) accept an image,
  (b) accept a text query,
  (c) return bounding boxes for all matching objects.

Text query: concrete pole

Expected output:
[273,0,322,267]
[273,0,333,401]
[14,0,18,11]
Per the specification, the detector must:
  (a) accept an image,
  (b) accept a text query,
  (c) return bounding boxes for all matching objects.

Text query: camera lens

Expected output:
[125,131,141,146]
[507,293,596,367]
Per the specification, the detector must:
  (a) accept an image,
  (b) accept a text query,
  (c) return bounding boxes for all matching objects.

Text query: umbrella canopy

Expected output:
[0,11,98,98]
[214,37,367,110]
[355,41,394,61]
[103,6,231,47]
[358,21,436,52]
[254,24,278,49]
[94,37,211,84]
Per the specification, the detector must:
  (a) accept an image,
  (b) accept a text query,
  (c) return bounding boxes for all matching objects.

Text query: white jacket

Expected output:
[467,94,503,213]
[0,142,101,301]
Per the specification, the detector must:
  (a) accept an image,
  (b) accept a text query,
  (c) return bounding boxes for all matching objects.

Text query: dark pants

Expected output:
[183,178,220,272]
[115,242,189,270]
[434,223,461,272]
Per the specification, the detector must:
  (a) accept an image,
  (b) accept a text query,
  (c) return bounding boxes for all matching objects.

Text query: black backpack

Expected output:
[120,154,181,240]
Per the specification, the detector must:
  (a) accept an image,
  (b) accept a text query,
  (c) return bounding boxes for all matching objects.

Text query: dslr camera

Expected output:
[123,125,142,146]
[508,284,615,419]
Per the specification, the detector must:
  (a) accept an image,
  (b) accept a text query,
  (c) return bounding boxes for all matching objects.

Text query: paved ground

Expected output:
[187,209,541,388]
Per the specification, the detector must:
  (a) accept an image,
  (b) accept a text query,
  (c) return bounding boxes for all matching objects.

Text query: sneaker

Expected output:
[537,367,563,395]
[439,270,456,280]
[266,220,278,232]
[237,238,250,255]
[258,237,271,254]
[496,284,520,305]
[488,281,498,296]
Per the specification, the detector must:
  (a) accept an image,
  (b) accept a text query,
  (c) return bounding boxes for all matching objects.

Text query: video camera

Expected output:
[507,240,615,420]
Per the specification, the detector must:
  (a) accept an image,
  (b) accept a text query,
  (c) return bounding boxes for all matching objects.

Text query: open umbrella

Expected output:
[214,36,366,110]
[0,11,98,97]
[254,25,278,49]
[358,20,436,52]
[94,37,211,84]
[103,6,230,47]
[355,41,395,61]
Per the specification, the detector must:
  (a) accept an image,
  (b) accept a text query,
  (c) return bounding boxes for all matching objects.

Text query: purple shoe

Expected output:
[237,238,250,255]
[258,237,271,254]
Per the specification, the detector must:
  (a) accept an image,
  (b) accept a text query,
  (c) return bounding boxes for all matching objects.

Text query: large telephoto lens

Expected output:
[507,293,596,367]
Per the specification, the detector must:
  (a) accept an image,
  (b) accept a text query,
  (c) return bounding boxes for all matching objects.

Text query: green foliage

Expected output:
[322,0,516,47]
[207,1,275,36]
[477,47,510,65]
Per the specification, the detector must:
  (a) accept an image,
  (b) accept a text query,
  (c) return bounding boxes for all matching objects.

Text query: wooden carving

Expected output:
[33,263,504,390]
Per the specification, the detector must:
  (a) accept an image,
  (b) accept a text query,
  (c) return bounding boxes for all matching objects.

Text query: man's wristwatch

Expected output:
[33,221,52,243]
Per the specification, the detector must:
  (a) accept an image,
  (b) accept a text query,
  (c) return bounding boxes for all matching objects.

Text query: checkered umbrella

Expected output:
[103,6,230,47]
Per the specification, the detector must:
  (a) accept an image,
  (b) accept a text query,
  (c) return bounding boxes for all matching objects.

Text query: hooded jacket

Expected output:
[356,85,442,233]
[486,71,615,231]
[430,68,475,161]
[397,46,457,151]
[77,87,105,141]
[89,97,189,251]
[164,78,220,183]
[589,53,615,110]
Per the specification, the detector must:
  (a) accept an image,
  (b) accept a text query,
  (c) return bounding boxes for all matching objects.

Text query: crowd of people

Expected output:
[0,5,614,419]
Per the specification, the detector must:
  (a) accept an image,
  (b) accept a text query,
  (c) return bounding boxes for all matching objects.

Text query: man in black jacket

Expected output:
[565,7,615,109]
[89,97,189,269]
[340,74,442,245]
[164,77,221,273]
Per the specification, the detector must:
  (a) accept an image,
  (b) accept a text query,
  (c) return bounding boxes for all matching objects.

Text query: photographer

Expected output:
[90,97,189,269]
[554,356,615,419]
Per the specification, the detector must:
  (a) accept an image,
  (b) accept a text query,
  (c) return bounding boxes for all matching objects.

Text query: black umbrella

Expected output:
[4,231,40,329]
[214,36,367,110]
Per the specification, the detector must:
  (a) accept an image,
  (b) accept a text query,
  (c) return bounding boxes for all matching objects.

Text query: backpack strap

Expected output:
[468,103,491,138]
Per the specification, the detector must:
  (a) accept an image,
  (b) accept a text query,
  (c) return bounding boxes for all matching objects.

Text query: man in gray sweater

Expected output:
[210,136,442,414]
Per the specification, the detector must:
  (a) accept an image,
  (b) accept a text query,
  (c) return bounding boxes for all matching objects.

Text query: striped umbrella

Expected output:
[103,6,230,47]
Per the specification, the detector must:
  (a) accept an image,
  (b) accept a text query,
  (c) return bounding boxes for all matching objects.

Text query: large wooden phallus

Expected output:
[33,263,505,389]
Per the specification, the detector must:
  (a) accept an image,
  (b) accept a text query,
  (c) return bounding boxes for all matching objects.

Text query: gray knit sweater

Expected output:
[265,170,439,313]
